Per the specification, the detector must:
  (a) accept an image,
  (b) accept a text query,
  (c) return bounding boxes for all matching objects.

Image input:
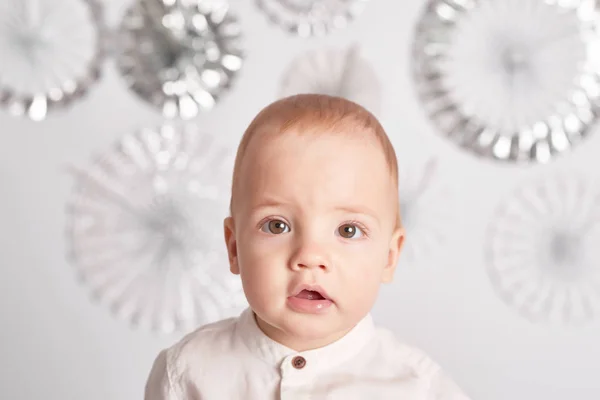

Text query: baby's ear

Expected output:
[381,227,405,283]
[223,217,239,274]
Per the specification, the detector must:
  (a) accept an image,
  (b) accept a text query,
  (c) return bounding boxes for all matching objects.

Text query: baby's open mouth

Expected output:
[294,289,326,300]
[288,285,333,313]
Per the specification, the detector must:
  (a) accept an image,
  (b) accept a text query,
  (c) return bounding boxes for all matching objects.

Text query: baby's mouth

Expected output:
[294,289,326,300]
[287,285,334,313]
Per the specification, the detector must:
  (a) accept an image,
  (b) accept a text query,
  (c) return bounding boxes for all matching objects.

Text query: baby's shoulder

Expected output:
[165,316,239,370]
[370,327,470,399]
[372,327,446,379]
[145,317,240,398]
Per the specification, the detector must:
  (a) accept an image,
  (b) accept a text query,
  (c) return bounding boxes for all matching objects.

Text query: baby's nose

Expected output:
[296,260,327,270]
[290,243,330,271]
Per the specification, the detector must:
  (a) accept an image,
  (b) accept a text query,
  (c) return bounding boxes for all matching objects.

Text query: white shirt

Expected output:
[145,308,470,399]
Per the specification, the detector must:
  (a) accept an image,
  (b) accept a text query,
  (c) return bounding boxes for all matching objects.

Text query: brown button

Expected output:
[292,356,306,369]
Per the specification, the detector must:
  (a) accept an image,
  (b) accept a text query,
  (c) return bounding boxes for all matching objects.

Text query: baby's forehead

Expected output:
[241,132,394,202]
[230,95,399,225]
[241,119,394,182]
[247,121,384,157]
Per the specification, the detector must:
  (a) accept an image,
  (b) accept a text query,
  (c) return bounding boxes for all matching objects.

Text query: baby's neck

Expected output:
[253,313,353,352]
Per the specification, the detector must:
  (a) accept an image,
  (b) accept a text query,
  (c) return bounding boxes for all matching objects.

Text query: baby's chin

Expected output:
[287,321,347,339]
[267,309,354,341]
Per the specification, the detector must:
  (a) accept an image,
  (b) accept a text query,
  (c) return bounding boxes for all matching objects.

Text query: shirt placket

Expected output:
[279,354,315,400]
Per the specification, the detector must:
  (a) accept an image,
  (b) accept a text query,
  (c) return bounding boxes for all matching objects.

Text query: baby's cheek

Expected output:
[238,233,279,260]
[239,263,283,309]
[341,258,382,289]
[239,246,288,287]
[246,232,289,254]
[338,266,382,316]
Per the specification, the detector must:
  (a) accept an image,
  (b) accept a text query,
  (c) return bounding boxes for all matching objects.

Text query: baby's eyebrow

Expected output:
[334,205,380,222]
[249,197,289,210]
[249,199,381,224]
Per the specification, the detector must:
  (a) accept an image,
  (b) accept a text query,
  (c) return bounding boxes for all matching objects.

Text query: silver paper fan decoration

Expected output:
[255,0,369,37]
[116,0,244,119]
[0,0,106,121]
[398,159,453,265]
[413,0,600,163]
[279,44,381,115]
[485,172,600,325]
[65,124,247,333]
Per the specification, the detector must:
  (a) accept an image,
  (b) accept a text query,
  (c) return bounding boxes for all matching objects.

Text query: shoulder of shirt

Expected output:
[372,326,444,380]
[373,326,471,399]
[162,316,239,379]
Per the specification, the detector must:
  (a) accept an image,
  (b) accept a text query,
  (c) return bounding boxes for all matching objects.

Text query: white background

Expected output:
[1,1,599,399]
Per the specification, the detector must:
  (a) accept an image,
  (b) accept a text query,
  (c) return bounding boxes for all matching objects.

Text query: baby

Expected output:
[144,94,470,399]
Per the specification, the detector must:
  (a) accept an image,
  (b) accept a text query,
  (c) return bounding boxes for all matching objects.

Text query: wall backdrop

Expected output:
[1,0,600,399]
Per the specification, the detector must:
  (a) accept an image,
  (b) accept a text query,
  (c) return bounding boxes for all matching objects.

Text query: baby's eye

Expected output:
[337,223,365,239]
[260,219,290,234]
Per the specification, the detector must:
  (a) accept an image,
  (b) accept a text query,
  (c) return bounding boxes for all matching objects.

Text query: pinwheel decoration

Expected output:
[255,0,369,37]
[279,44,381,115]
[65,123,247,333]
[413,0,600,163]
[116,0,244,119]
[398,158,453,265]
[0,0,106,121]
[485,172,600,325]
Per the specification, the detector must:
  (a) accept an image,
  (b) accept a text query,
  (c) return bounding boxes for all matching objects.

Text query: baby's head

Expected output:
[224,94,404,351]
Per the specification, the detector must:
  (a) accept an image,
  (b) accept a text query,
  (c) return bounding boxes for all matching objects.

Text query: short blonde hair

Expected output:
[229,94,401,229]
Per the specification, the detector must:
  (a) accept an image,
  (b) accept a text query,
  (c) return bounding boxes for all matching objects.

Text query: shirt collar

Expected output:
[236,307,375,373]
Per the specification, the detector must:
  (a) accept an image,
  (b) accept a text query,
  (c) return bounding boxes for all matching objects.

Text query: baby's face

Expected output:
[224,129,403,349]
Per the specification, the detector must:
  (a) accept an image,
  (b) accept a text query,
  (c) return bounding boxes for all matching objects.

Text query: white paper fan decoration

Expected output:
[0,0,106,121]
[65,123,247,334]
[116,0,244,119]
[398,158,453,265]
[413,0,600,163]
[279,45,382,115]
[255,0,369,37]
[485,172,600,325]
